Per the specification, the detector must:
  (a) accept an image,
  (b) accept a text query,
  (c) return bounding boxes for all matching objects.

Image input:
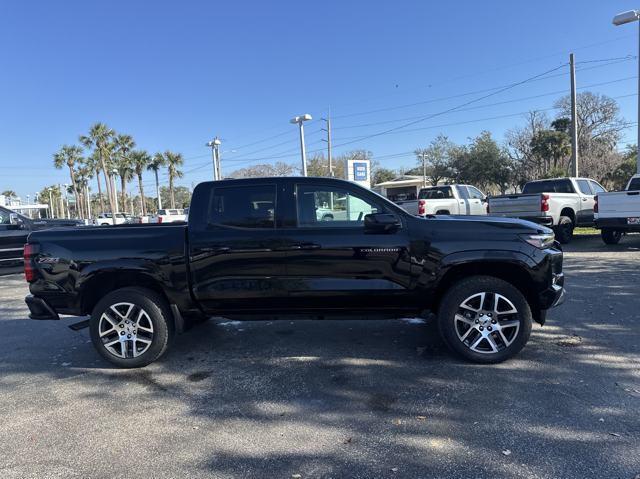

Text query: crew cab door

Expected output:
[187,182,289,312]
[0,208,29,271]
[465,186,487,215]
[574,179,596,225]
[276,181,415,311]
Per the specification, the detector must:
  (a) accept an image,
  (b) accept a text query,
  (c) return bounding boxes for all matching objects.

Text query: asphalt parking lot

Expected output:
[0,234,639,479]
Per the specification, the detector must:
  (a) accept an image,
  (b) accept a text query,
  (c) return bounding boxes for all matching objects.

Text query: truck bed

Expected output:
[596,190,640,218]
[488,193,542,217]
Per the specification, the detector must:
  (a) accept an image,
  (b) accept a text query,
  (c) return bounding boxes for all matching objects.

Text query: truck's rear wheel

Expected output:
[554,216,574,244]
[601,228,622,245]
[89,287,173,368]
[437,276,532,364]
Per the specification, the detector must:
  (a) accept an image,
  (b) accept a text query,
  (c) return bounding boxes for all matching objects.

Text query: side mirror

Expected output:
[9,213,24,228]
[364,213,401,233]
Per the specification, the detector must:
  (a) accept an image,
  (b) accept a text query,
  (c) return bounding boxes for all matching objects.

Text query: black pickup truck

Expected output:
[24,177,565,367]
[0,205,84,275]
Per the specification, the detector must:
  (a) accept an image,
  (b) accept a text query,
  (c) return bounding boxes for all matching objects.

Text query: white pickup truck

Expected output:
[594,174,640,244]
[487,177,606,244]
[394,185,487,216]
[150,208,187,224]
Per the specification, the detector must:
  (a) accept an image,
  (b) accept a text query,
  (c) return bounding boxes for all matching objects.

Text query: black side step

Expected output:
[68,319,90,331]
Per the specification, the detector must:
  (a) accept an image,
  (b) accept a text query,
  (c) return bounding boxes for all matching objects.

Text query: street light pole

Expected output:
[613,9,640,173]
[206,138,222,181]
[290,114,313,176]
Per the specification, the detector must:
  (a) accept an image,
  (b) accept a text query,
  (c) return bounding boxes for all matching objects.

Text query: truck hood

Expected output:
[417,214,552,235]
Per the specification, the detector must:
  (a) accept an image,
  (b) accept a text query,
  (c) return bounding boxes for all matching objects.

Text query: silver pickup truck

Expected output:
[488,177,606,244]
[595,174,640,244]
[394,184,487,216]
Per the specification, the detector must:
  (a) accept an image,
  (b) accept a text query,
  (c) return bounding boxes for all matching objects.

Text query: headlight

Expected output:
[519,232,555,249]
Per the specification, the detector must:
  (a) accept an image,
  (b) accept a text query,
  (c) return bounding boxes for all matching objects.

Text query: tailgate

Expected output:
[597,191,640,218]
[488,194,541,216]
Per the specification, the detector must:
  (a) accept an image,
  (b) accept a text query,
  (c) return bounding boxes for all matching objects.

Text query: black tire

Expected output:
[601,228,622,245]
[89,287,173,368]
[554,216,574,244]
[437,276,532,364]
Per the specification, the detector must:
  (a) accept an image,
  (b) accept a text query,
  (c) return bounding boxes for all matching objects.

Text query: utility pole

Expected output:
[569,53,579,177]
[418,152,428,187]
[321,116,334,176]
[290,114,312,176]
[47,188,53,218]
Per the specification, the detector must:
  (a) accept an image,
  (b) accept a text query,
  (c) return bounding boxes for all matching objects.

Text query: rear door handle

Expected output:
[296,243,321,250]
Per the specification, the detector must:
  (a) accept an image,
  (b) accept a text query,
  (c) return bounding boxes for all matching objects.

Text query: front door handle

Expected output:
[199,246,231,253]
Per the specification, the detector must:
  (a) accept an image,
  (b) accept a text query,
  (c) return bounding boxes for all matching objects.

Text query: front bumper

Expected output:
[25,295,60,320]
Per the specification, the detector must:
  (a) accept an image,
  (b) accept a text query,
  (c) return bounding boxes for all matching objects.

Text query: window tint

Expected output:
[296,184,381,227]
[576,179,592,195]
[628,177,640,191]
[589,181,606,194]
[419,186,453,199]
[209,184,276,228]
[523,179,574,194]
[466,186,485,199]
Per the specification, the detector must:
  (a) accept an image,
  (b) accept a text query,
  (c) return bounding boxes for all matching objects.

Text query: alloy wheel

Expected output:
[454,292,520,354]
[98,302,154,359]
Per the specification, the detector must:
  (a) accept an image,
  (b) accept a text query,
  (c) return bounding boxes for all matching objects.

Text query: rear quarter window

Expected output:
[628,178,640,191]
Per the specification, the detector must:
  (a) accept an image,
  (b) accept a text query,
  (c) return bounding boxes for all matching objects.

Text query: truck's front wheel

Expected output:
[438,276,532,364]
[89,287,173,368]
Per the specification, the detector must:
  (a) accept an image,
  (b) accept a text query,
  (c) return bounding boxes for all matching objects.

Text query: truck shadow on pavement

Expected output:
[0,241,639,478]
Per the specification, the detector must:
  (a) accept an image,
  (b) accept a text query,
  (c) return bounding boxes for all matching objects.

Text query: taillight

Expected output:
[594,195,598,213]
[158,216,163,224]
[418,199,426,215]
[23,243,39,282]
[541,194,550,212]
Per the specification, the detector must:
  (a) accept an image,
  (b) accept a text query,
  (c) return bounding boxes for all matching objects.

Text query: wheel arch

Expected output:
[559,207,575,223]
[433,256,544,324]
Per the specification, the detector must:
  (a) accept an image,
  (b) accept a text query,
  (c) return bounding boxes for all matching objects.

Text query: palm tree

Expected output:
[80,123,116,221]
[53,145,84,219]
[85,150,105,213]
[131,150,152,215]
[147,153,166,210]
[114,134,136,211]
[75,166,93,219]
[164,151,184,209]
[1,190,17,199]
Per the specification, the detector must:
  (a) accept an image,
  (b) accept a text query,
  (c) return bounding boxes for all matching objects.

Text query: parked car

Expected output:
[94,213,131,226]
[24,177,564,368]
[150,208,187,223]
[487,177,606,244]
[594,174,640,244]
[0,205,84,275]
[395,184,487,216]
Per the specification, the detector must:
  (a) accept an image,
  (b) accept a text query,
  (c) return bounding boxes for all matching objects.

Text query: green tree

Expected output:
[85,150,106,213]
[372,167,395,185]
[164,151,184,208]
[415,134,455,186]
[159,185,191,209]
[229,162,297,178]
[604,145,637,190]
[147,153,166,210]
[1,190,17,199]
[529,130,571,175]
[80,123,116,220]
[131,150,152,215]
[53,145,84,218]
[113,133,136,211]
[453,131,513,192]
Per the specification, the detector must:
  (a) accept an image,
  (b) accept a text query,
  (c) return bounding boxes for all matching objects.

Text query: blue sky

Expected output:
[1,0,639,199]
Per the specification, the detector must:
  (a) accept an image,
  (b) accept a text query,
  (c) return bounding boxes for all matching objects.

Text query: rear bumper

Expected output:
[595,217,640,232]
[25,295,60,320]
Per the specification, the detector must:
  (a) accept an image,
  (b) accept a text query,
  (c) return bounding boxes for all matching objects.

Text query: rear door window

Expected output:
[576,180,593,195]
[209,184,276,228]
[589,181,606,194]
[628,178,640,191]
